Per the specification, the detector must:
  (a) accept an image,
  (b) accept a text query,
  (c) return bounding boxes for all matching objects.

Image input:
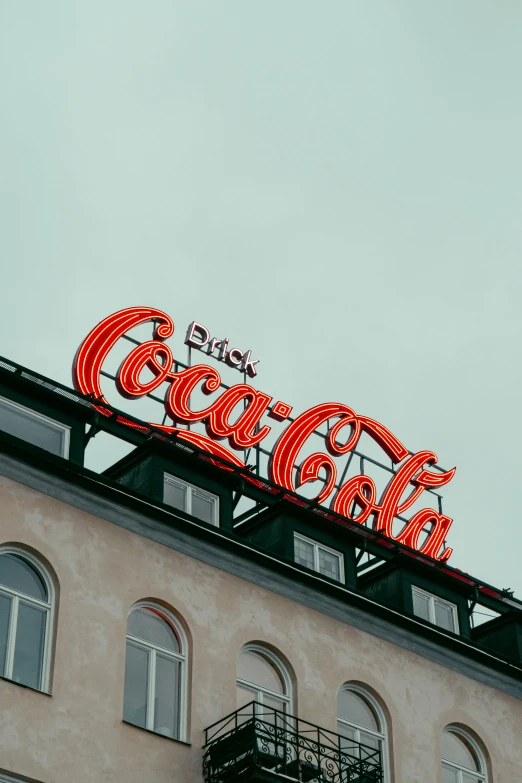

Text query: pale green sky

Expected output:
[1,2,522,594]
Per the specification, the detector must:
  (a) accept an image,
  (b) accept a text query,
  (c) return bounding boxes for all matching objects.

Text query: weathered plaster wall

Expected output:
[0,474,520,783]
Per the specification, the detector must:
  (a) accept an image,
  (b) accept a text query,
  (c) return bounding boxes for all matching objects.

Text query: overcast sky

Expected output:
[1,2,522,596]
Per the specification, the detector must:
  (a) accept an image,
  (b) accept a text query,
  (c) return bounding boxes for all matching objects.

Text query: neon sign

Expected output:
[73,306,456,562]
[185,321,259,377]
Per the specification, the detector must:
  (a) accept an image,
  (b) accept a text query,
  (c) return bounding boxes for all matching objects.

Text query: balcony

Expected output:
[203,702,384,783]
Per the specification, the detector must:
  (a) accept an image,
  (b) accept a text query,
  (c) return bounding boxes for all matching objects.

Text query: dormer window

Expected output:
[412,586,459,634]
[293,533,344,582]
[163,474,219,527]
[0,396,70,458]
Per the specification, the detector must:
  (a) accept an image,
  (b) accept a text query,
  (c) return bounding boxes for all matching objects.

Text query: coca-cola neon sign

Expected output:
[73,306,456,562]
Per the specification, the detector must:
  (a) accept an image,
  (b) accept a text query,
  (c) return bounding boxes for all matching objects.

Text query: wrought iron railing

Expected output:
[203,701,383,783]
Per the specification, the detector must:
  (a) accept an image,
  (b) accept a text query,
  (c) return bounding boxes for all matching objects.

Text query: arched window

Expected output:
[0,548,54,691]
[441,726,487,782]
[123,603,187,741]
[237,645,291,717]
[337,685,389,780]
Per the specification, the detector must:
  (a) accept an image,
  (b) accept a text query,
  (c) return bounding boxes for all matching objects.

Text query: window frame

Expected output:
[0,775,33,783]
[0,546,55,693]
[163,473,219,527]
[237,643,292,715]
[0,395,70,458]
[293,532,345,583]
[441,725,487,782]
[412,585,460,634]
[124,601,189,742]
[337,684,390,783]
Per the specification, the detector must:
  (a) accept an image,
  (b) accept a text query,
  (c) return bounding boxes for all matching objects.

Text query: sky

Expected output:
[1,2,522,596]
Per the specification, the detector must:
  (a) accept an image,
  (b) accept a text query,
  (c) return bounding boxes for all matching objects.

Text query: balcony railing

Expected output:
[203,702,384,783]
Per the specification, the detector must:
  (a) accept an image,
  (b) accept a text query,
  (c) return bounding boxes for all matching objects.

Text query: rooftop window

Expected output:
[163,473,219,527]
[412,586,459,634]
[0,395,70,458]
[293,533,344,583]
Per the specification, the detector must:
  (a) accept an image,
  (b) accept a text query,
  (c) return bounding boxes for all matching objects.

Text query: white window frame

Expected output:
[0,395,70,458]
[124,601,188,742]
[293,532,344,583]
[0,546,55,693]
[337,684,390,783]
[412,585,460,634]
[163,473,219,527]
[0,775,32,783]
[441,726,487,782]
[237,643,292,716]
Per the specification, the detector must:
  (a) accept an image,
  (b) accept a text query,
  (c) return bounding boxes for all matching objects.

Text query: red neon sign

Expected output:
[73,306,456,561]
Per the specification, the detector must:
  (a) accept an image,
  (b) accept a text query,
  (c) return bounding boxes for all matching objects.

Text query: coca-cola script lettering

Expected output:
[73,306,456,561]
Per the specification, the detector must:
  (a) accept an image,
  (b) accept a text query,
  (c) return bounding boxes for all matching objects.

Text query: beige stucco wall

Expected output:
[0,473,520,783]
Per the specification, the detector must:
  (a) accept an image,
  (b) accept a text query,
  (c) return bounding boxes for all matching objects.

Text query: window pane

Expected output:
[127,608,180,652]
[237,684,257,726]
[318,548,342,581]
[294,537,315,571]
[0,593,12,676]
[262,694,287,735]
[337,690,379,732]
[435,601,456,632]
[123,641,149,728]
[338,721,357,752]
[359,730,382,769]
[0,397,67,457]
[441,764,459,783]
[263,694,286,716]
[192,491,216,525]
[462,774,482,783]
[238,650,285,694]
[237,684,256,709]
[163,479,187,512]
[12,602,46,689]
[412,590,431,622]
[441,731,481,772]
[154,653,181,739]
[359,730,381,755]
[0,554,47,601]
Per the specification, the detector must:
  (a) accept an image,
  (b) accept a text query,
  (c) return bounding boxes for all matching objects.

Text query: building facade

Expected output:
[0,356,521,783]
